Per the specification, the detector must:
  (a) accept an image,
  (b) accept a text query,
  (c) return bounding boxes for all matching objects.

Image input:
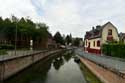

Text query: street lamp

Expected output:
[12,15,18,56]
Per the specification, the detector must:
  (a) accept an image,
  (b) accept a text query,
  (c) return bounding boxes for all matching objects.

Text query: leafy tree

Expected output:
[65,34,72,45]
[54,32,65,45]
[0,16,50,49]
[73,38,81,46]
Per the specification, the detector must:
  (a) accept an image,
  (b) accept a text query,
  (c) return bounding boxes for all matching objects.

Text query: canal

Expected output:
[4,50,101,83]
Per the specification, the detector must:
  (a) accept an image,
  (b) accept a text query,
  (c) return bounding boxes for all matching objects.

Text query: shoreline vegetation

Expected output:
[79,62,102,83]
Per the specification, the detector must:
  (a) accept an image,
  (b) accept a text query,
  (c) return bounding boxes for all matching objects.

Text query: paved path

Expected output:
[80,57,125,83]
[75,49,125,76]
[0,50,47,61]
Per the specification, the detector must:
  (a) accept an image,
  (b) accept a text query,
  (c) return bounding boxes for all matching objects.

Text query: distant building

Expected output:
[47,33,57,49]
[119,33,125,43]
[84,22,119,54]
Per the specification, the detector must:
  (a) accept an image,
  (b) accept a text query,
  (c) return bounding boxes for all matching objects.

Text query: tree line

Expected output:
[0,16,49,49]
[53,32,83,47]
[0,16,83,49]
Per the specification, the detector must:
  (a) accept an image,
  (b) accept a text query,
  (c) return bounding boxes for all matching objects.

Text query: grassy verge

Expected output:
[0,49,7,55]
[79,62,102,83]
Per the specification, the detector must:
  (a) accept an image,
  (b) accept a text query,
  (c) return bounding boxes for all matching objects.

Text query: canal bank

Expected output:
[0,49,68,81]
[79,56,125,83]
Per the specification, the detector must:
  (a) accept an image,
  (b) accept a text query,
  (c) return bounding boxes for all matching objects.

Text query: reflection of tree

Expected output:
[63,53,72,62]
[53,57,64,70]
[63,51,73,62]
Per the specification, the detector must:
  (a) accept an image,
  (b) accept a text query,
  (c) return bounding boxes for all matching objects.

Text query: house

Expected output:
[84,22,119,54]
[119,33,125,43]
[47,33,57,49]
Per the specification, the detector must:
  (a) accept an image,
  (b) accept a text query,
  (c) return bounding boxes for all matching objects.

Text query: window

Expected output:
[93,41,95,47]
[97,40,100,47]
[108,29,112,35]
[88,42,90,48]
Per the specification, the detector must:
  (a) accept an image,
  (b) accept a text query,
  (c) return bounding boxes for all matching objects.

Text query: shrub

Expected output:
[0,49,7,55]
[0,44,14,50]
[102,43,125,58]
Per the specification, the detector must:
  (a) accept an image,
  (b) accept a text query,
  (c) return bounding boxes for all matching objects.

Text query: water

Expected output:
[4,51,100,83]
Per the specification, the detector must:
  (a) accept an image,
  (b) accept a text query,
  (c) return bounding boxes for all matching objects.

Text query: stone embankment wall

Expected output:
[0,49,64,81]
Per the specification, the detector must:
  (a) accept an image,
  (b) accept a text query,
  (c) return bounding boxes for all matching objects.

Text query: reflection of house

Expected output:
[119,33,125,43]
[84,22,119,54]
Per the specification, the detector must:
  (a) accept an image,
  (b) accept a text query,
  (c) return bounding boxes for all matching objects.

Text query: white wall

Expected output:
[102,23,119,44]
[85,38,101,50]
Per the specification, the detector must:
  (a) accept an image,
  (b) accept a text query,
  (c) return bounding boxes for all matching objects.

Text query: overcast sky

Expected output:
[0,0,125,37]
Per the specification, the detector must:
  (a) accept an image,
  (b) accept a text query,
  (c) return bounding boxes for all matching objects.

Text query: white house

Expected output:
[84,22,119,54]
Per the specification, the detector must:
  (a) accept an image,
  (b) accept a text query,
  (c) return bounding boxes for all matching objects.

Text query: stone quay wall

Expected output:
[0,49,64,81]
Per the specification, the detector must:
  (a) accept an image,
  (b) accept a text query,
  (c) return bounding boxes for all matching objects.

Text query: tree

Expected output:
[0,16,50,49]
[65,34,72,45]
[73,38,81,46]
[54,32,65,45]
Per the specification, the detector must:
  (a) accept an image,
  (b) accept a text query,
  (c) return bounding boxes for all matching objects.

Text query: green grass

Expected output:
[0,50,7,55]
[80,62,102,83]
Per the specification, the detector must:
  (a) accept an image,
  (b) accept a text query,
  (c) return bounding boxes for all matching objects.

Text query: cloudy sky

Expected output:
[0,0,125,37]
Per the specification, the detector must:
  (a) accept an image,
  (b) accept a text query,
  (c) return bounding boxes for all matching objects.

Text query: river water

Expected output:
[4,50,100,83]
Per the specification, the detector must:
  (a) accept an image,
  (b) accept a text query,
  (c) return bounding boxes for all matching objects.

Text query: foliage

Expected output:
[0,49,7,55]
[0,44,14,50]
[0,16,49,49]
[72,38,81,46]
[65,34,72,45]
[54,32,65,45]
[102,43,125,58]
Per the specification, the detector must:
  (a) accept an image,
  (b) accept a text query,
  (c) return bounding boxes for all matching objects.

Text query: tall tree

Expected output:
[73,38,81,46]
[54,32,65,45]
[65,34,72,45]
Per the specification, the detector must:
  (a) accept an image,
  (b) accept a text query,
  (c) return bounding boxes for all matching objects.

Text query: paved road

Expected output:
[75,48,125,75]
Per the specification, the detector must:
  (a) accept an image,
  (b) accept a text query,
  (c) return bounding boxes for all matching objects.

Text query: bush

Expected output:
[102,44,125,58]
[0,44,14,50]
[0,49,7,55]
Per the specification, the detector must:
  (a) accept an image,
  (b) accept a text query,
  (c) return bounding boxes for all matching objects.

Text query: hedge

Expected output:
[0,49,7,55]
[102,44,125,58]
[0,44,14,50]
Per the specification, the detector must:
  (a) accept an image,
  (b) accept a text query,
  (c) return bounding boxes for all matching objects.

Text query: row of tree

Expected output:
[0,16,49,48]
[0,16,83,49]
[53,32,83,47]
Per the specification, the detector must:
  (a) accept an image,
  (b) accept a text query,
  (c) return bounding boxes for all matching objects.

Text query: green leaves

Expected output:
[0,16,49,49]
[102,43,125,58]
[54,32,65,45]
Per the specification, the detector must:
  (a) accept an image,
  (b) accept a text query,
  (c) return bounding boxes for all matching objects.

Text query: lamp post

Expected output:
[15,22,17,56]
[12,15,18,56]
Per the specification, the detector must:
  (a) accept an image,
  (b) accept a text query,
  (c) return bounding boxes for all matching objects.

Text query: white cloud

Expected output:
[0,0,125,37]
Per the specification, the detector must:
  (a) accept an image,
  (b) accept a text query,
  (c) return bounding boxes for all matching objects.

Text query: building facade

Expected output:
[84,22,119,54]
[119,33,125,43]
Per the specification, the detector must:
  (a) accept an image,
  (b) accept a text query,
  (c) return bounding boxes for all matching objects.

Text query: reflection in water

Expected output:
[53,57,64,70]
[5,50,86,83]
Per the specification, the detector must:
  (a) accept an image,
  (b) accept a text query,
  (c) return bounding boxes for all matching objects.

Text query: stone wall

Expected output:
[0,50,63,81]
